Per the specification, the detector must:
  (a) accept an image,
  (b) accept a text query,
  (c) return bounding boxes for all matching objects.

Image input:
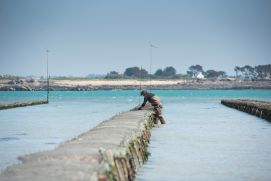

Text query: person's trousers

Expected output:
[153,105,166,124]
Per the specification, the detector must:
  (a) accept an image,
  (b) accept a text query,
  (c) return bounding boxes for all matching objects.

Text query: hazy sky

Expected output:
[0,0,270,76]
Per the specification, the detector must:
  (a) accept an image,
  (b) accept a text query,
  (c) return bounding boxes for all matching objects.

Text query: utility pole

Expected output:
[149,42,157,92]
[46,49,49,103]
[138,66,142,105]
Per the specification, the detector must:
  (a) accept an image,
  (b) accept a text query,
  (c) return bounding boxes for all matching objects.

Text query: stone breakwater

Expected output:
[0,109,155,181]
[221,99,271,122]
[0,100,48,110]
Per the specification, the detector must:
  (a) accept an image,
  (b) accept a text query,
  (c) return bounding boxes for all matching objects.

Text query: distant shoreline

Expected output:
[0,79,271,91]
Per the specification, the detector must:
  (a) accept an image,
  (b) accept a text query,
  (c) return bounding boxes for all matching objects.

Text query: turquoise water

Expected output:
[137,90,271,181]
[0,90,271,179]
[0,90,140,171]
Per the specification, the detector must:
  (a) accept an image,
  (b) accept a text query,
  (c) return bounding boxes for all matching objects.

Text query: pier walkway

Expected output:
[0,109,154,181]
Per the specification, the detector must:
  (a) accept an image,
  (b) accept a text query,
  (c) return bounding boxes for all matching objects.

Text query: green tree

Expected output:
[124,67,141,77]
[124,67,148,77]
[186,71,193,77]
[140,68,149,78]
[255,64,271,78]
[109,71,119,75]
[217,71,227,77]
[163,66,176,76]
[105,71,122,79]
[188,65,203,77]
[240,65,255,78]
[154,69,163,76]
[234,66,241,77]
[205,70,219,78]
[205,70,227,78]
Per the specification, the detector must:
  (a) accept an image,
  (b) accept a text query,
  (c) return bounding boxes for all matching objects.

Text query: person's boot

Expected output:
[154,117,158,124]
[160,117,166,124]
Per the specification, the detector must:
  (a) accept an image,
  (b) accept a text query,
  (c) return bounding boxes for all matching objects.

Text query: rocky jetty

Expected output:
[0,101,48,110]
[221,99,271,122]
[0,109,155,181]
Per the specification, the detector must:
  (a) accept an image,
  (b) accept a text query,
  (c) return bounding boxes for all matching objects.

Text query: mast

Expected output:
[149,42,157,92]
[138,66,142,105]
[46,49,49,103]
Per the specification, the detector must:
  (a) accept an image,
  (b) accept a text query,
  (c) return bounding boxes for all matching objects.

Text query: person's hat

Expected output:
[140,90,148,95]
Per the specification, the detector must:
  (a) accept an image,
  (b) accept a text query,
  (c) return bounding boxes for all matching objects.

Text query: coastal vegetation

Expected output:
[105,64,271,80]
[0,64,270,91]
[234,64,271,79]
[1,64,270,81]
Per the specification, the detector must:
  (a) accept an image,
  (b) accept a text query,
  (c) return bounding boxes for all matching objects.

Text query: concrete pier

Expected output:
[221,99,271,122]
[0,109,154,181]
[0,100,48,110]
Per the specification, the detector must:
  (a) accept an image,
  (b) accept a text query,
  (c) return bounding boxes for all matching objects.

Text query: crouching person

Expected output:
[138,90,166,124]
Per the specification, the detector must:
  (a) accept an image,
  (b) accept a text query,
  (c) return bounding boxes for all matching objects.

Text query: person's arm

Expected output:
[138,98,147,110]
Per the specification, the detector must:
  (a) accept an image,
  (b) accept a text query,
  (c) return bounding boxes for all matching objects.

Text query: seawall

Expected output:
[221,99,271,122]
[0,100,48,110]
[0,109,155,181]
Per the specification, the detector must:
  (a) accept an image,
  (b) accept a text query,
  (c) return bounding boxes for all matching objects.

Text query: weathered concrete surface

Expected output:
[221,99,271,121]
[0,100,48,110]
[0,109,154,181]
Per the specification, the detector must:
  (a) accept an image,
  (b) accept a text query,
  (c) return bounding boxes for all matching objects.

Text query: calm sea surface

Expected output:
[1,90,271,180]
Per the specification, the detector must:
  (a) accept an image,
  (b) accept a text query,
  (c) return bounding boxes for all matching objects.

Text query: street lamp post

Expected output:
[46,50,49,103]
[149,42,157,91]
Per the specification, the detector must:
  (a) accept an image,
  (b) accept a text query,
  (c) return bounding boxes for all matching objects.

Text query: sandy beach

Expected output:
[53,79,187,86]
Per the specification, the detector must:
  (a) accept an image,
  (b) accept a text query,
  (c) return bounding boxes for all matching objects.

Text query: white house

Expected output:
[196,72,205,79]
